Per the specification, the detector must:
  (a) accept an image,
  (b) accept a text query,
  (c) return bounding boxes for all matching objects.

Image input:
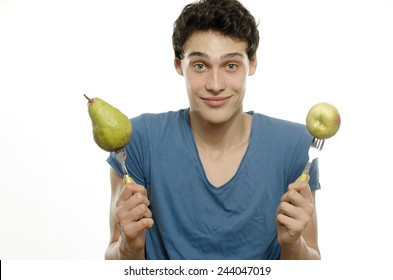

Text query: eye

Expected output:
[193,63,206,72]
[226,63,238,71]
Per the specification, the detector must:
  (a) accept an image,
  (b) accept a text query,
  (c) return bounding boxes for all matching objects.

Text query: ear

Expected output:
[248,54,257,76]
[174,58,183,76]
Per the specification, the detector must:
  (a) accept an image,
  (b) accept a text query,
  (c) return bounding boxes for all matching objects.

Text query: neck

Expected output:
[189,110,252,152]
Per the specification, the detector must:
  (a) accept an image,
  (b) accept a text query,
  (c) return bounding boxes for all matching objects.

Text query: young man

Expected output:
[105,0,321,260]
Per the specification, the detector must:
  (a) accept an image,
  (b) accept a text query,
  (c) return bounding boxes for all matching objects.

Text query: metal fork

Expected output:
[115,147,133,184]
[300,137,325,181]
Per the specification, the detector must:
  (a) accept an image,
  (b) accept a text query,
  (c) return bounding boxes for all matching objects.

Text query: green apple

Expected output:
[306,102,341,139]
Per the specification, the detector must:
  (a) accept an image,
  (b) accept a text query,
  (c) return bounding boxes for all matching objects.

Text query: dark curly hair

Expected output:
[172,0,259,60]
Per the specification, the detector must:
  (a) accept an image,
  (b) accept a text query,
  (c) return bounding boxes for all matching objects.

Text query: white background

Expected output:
[0,0,392,275]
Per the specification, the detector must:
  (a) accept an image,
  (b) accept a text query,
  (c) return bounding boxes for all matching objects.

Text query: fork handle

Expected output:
[300,161,312,181]
[300,172,308,182]
[123,174,133,184]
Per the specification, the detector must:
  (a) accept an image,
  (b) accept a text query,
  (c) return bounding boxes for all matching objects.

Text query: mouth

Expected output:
[200,96,232,107]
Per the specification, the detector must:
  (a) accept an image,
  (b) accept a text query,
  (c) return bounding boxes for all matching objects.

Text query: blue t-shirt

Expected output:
[107,109,320,260]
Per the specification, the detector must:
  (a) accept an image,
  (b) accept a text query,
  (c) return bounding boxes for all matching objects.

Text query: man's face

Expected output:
[175,31,257,125]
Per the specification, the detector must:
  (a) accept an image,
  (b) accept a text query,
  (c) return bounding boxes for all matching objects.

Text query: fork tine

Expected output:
[312,137,325,150]
[319,139,325,150]
[317,138,324,150]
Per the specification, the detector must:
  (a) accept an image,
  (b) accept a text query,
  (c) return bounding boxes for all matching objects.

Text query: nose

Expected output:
[205,69,225,94]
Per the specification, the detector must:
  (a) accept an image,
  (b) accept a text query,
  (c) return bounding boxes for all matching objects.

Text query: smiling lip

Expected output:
[201,96,232,107]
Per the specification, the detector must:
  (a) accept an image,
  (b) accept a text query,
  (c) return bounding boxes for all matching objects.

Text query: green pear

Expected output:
[84,94,132,152]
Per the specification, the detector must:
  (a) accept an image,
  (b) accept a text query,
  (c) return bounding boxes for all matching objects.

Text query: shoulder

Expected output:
[132,109,186,124]
[130,109,189,139]
[251,112,309,140]
[249,112,312,164]
[131,109,187,123]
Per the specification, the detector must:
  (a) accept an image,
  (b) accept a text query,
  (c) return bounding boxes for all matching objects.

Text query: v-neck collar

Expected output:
[182,108,255,190]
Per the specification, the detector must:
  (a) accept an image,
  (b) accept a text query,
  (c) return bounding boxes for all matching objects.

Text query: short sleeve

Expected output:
[308,158,321,191]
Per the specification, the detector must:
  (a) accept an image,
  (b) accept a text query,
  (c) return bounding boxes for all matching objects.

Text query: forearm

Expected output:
[280,237,321,260]
[105,239,145,260]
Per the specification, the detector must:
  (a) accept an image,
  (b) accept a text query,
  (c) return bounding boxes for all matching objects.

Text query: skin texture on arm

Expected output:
[105,168,153,260]
[277,176,321,260]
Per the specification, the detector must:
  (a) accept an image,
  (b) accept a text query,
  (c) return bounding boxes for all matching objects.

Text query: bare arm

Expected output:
[105,168,154,260]
[277,177,321,260]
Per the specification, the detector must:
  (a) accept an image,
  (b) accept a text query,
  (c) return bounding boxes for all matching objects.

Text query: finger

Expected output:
[121,218,154,239]
[276,213,303,236]
[119,205,153,229]
[288,180,313,203]
[281,190,314,213]
[143,208,153,219]
[277,201,299,219]
[118,203,152,226]
[117,183,147,204]
[281,189,304,206]
[130,204,152,221]
[279,191,314,218]
[288,180,308,192]
[278,201,313,224]
[117,194,152,220]
[120,192,151,212]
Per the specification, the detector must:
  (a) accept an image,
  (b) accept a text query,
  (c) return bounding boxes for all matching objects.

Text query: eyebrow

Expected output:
[187,51,244,60]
